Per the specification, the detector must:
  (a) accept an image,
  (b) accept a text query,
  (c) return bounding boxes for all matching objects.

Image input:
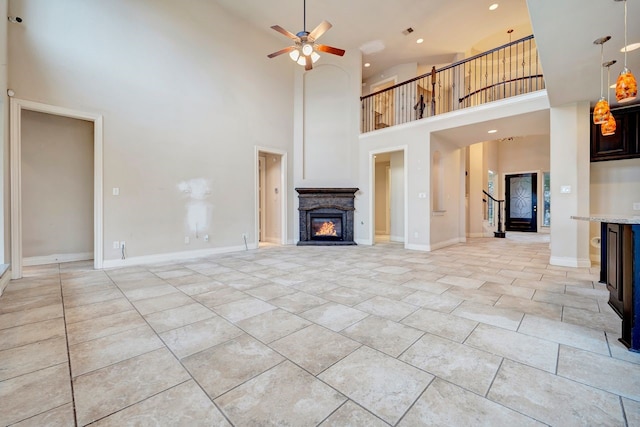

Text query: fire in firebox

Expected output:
[315,221,338,237]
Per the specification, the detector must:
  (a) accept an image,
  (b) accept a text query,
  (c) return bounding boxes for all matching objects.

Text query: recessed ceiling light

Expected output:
[364,62,371,68]
[488,129,498,134]
[489,3,499,11]
[621,42,640,53]
[416,38,424,44]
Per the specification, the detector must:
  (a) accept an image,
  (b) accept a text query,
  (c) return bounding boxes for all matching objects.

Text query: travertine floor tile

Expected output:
[92,380,230,426]
[0,293,61,315]
[557,345,640,400]
[401,308,477,343]
[518,314,609,355]
[623,397,640,427]
[465,323,558,373]
[399,378,543,427]
[64,297,133,324]
[319,346,433,425]
[0,337,67,381]
[443,286,501,306]
[271,324,360,374]
[144,302,215,333]
[488,360,624,426]
[319,400,388,426]
[11,403,75,427]
[70,325,164,376]
[436,275,485,289]
[534,290,599,312]
[0,303,62,330]
[212,296,276,323]
[0,317,65,351]
[73,348,190,426]
[269,291,328,313]
[452,301,523,331]
[320,286,374,306]
[400,333,502,395]
[62,288,124,308]
[301,302,369,332]
[159,315,243,359]
[183,334,283,398]
[246,283,296,300]
[343,315,423,357]
[0,363,72,426]
[66,310,146,345]
[354,296,418,322]
[130,291,193,315]
[401,291,463,313]
[175,279,225,296]
[563,306,621,334]
[215,361,345,426]
[236,308,311,343]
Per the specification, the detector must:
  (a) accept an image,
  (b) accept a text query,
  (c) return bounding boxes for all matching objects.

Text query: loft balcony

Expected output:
[361,35,545,133]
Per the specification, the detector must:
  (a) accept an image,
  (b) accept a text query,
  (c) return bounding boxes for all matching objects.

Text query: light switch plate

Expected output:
[633,202,640,211]
[560,185,571,194]
[112,187,120,196]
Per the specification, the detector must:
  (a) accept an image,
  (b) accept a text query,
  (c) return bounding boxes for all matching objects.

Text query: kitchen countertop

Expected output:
[571,215,640,224]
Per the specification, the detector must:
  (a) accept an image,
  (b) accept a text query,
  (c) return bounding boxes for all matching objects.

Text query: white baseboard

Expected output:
[467,233,485,238]
[23,252,93,267]
[102,244,255,269]
[405,243,431,251]
[355,238,373,246]
[549,256,591,268]
[389,235,404,243]
[429,237,464,251]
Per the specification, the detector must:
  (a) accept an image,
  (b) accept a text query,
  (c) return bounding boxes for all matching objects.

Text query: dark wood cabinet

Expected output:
[606,223,623,316]
[591,104,640,162]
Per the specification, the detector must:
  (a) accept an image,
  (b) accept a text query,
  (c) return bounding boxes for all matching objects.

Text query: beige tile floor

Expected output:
[1,235,639,426]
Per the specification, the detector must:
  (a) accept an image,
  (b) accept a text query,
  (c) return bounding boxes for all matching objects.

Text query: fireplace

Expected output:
[296,188,358,246]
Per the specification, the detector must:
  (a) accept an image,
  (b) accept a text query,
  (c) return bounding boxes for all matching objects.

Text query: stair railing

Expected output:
[483,190,505,238]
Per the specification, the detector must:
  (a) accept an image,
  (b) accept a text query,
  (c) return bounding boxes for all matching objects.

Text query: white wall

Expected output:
[430,137,463,247]
[389,151,405,242]
[467,143,484,237]
[590,157,640,260]
[21,110,93,258]
[363,63,418,96]
[8,0,294,263]
[549,102,591,267]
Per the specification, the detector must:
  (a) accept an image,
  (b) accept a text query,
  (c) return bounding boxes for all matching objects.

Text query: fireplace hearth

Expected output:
[296,188,358,246]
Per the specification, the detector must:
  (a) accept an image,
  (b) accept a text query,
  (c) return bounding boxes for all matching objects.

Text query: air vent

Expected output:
[402,27,414,35]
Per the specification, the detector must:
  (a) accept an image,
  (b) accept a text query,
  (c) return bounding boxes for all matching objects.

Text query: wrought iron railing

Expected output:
[361,35,544,133]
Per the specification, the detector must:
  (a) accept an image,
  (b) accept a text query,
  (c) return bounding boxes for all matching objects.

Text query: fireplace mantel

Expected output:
[296,188,358,246]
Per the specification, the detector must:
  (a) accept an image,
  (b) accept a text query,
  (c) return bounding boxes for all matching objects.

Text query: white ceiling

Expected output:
[213,0,640,144]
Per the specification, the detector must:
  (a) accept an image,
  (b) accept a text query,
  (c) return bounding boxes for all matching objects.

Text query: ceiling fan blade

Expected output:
[267,46,296,58]
[308,20,332,41]
[271,25,298,40]
[305,55,312,71]
[316,44,346,56]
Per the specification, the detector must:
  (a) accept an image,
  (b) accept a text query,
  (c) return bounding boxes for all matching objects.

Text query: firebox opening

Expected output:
[311,217,343,240]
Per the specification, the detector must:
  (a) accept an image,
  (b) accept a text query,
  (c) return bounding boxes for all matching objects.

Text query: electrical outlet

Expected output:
[633,202,640,211]
[204,234,209,242]
[113,241,120,249]
[184,236,190,244]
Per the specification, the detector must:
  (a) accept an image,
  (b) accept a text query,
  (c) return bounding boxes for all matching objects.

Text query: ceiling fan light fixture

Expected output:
[297,56,306,66]
[289,49,300,62]
[302,43,314,56]
[311,51,320,63]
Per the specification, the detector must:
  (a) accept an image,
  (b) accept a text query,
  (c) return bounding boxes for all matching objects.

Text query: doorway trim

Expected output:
[502,169,541,233]
[10,98,104,279]
[254,146,288,246]
[368,145,408,247]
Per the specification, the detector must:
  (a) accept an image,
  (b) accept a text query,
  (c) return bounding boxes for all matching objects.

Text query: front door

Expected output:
[505,173,537,232]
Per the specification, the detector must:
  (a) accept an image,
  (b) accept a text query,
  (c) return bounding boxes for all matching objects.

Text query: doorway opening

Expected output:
[256,147,287,247]
[371,149,406,244]
[505,172,538,232]
[10,98,103,279]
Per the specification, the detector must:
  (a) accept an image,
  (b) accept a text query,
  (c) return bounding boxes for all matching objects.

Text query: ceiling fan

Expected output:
[267,0,345,71]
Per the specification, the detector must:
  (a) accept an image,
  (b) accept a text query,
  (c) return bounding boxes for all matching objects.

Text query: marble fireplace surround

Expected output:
[296,188,358,246]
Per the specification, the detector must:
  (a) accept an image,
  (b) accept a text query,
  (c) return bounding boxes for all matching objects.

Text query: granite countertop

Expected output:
[571,215,640,224]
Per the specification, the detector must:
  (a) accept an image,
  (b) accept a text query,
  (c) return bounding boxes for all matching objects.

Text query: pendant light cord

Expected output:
[624,0,628,67]
[600,43,605,98]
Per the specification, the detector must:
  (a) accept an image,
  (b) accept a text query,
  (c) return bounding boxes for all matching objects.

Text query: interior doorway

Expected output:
[505,172,538,232]
[372,149,406,244]
[10,98,104,279]
[255,147,287,246]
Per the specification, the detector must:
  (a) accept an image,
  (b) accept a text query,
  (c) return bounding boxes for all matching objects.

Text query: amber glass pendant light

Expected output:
[615,0,638,102]
[593,36,611,124]
[602,60,617,136]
